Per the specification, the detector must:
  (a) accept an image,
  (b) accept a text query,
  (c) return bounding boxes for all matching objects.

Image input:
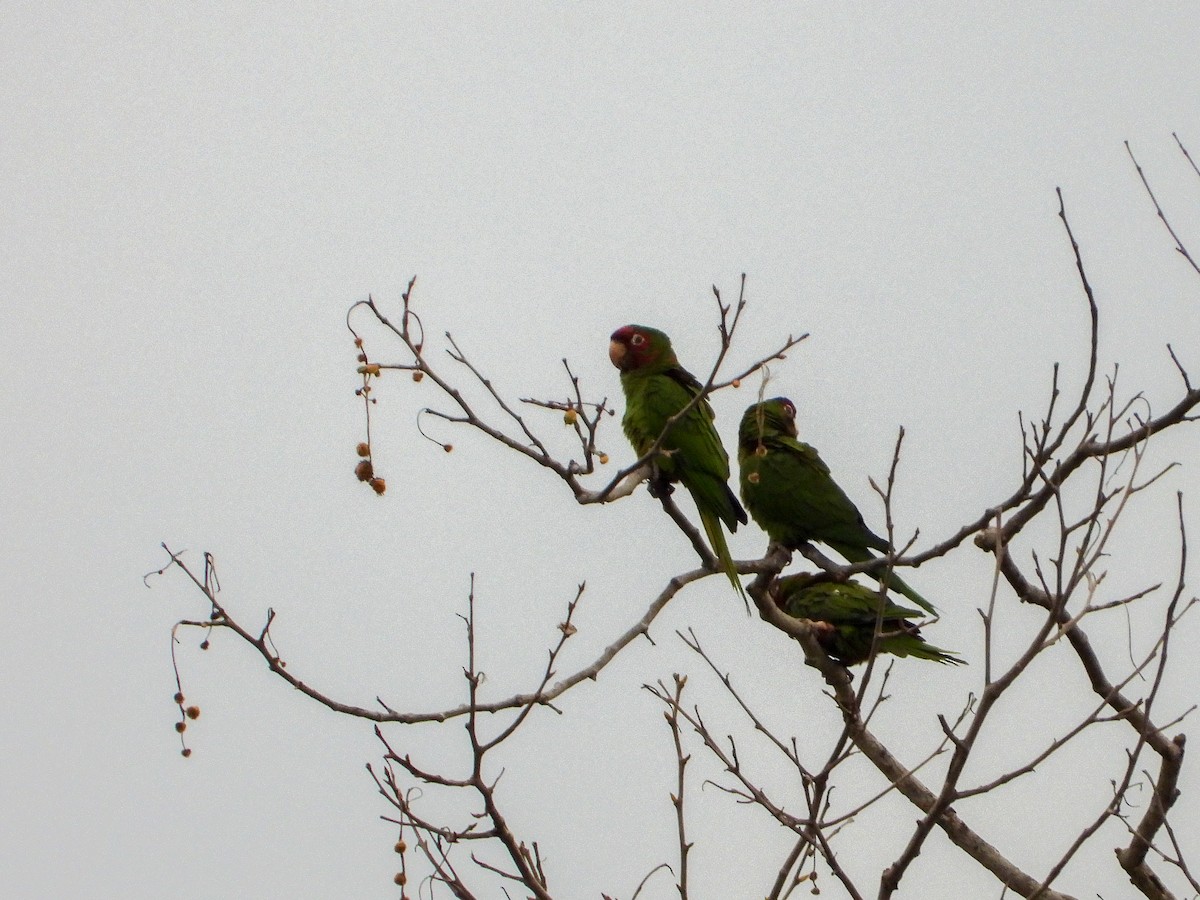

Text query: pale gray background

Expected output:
[3,4,1199,898]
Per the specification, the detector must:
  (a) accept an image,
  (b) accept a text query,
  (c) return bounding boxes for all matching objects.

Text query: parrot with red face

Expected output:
[739,397,934,613]
[609,325,747,601]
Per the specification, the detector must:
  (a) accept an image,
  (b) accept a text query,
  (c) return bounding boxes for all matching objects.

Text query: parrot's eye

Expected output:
[783,402,795,418]
[630,333,646,347]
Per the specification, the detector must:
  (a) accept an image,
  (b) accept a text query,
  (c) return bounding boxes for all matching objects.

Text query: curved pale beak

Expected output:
[608,339,626,370]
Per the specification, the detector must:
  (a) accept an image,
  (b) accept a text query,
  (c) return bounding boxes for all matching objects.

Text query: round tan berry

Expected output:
[393,873,407,886]
[443,444,453,453]
[186,706,200,720]
[355,460,374,482]
[394,841,407,853]
[175,721,187,733]
[732,378,741,388]
[357,353,367,363]
[181,748,192,758]
[598,453,609,465]
[354,337,364,348]
[174,692,185,704]
[370,477,387,495]
[563,408,578,426]
[411,371,424,383]
[356,442,370,457]
[200,640,210,650]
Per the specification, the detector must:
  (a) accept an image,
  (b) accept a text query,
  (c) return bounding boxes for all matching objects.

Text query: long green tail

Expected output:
[700,508,749,610]
[830,543,935,614]
[881,634,964,665]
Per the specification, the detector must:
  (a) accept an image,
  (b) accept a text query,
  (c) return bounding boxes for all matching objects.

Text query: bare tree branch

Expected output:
[154,152,1200,897]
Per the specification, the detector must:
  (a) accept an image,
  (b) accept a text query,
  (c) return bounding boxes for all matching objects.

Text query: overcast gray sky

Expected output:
[3,5,1200,898]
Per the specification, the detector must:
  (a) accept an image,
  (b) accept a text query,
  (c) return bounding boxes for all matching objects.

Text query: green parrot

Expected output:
[773,576,962,666]
[738,397,935,613]
[609,325,747,600]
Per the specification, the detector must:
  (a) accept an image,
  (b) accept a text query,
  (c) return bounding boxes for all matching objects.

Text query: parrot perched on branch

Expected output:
[772,576,962,666]
[738,397,934,613]
[609,325,747,601]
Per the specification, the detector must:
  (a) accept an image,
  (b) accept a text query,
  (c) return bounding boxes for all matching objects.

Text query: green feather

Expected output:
[612,326,747,601]
[739,397,935,613]
[774,577,962,666]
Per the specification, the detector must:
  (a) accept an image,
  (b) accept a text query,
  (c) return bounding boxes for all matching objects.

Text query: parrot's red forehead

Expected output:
[609,325,667,372]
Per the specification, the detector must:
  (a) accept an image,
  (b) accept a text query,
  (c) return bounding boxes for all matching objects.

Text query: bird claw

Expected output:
[810,620,837,640]
[647,472,675,499]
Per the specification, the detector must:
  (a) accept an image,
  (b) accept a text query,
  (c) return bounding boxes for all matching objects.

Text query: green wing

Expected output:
[779,577,925,623]
[740,434,888,552]
[623,366,745,532]
[622,366,747,599]
[775,578,962,666]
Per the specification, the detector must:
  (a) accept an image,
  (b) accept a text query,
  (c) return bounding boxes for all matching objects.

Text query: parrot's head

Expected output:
[739,397,798,448]
[609,325,674,373]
